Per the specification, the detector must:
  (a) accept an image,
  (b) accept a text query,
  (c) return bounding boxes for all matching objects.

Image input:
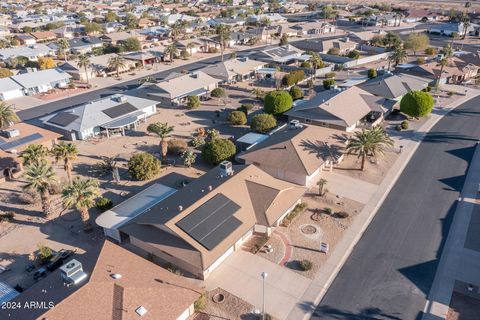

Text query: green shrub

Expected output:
[228,110,247,125]
[367,68,377,79]
[417,57,425,65]
[281,202,307,227]
[323,79,336,89]
[395,124,402,131]
[400,91,434,118]
[301,61,311,68]
[186,95,200,109]
[299,259,313,271]
[263,90,293,115]
[327,47,340,55]
[208,47,219,53]
[37,244,52,263]
[281,70,305,87]
[0,211,15,222]
[347,49,360,59]
[289,86,304,100]
[334,64,344,71]
[422,86,432,92]
[325,72,336,79]
[194,293,207,312]
[191,136,205,147]
[168,139,188,155]
[96,197,113,212]
[335,211,349,219]
[210,87,226,98]
[238,103,254,114]
[425,47,437,55]
[324,207,333,215]
[202,138,236,165]
[250,114,277,133]
[401,120,409,130]
[447,91,454,96]
[128,152,161,180]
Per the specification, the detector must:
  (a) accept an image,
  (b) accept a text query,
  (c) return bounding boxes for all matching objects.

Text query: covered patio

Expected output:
[101,110,147,138]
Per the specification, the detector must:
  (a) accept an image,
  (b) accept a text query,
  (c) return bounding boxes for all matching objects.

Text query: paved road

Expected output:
[314,96,480,320]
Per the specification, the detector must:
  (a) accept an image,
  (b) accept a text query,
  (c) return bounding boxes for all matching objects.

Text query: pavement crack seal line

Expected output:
[288,92,480,320]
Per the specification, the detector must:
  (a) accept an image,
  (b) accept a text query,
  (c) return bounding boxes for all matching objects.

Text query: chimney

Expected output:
[219,161,233,176]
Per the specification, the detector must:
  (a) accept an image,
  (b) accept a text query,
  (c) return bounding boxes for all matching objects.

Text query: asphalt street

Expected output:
[314,96,480,319]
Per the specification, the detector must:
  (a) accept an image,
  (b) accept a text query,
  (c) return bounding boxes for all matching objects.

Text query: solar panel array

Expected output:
[102,103,137,119]
[0,133,43,151]
[47,112,79,127]
[266,48,298,58]
[176,193,242,250]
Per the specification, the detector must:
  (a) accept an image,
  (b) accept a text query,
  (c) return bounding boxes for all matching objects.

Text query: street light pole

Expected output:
[261,272,268,320]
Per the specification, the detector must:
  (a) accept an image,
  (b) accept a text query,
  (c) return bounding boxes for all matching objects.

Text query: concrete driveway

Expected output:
[321,171,378,204]
[205,251,311,320]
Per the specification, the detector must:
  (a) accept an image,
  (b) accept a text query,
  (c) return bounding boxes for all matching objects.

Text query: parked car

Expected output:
[46,249,75,272]
[33,267,47,281]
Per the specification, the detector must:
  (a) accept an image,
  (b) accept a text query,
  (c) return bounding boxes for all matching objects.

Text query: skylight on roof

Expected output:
[136,306,148,316]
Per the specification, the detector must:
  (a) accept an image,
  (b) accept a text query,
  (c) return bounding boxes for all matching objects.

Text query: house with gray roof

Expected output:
[0,78,24,101]
[0,44,55,62]
[201,57,266,83]
[68,37,103,54]
[11,68,71,95]
[40,94,158,140]
[285,86,387,132]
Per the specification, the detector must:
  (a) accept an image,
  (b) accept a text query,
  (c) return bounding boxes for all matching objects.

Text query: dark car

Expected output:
[33,267,47,281]
[46,249,75,272]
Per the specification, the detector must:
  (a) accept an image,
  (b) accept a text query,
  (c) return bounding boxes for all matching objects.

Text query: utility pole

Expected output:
[261,272,268,320]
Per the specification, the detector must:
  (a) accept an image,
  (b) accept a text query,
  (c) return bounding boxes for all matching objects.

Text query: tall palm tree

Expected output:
[216,24,231,62]
[22,162,56,216]
[108,55,127,78]
[346,126,394,171]
[57,38,70,62]
[51,142,78,182]
[0,102,19,129]
[435,44,454,88]
[19,144,50,166]
[388,46,407,70]
[164,43,178,63]
[62,177,100,230]
[317,178,327,196]
[77,54,91,85]
[146,122,174,159]
[170,23,180,41]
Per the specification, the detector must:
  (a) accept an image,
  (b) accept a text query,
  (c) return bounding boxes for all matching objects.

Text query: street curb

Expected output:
[287,92,479,320]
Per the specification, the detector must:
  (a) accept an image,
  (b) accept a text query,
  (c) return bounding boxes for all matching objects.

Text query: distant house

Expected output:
[404,9,442,23]
[359,73,430,106]
[239,125,349,186]
[0,78,24,101]
[247,13,287,25]
[289,21,336,36]
[138,18,156,28]
[0,122,61,182]
[29,31,57,42]
[13,34,36,45]
[36,241,201,320]
[348,30,387,45]
[116,163,306,279]
[285,86,387,132]
[133,71,219,106]
[0,44,55,62]
[201,57,266,83]
[428,23,476,37]
[255,44,308,64]
[207,17,246,28]
[363,14,399,27]
[40,94,158,140]
[68,36,103,54]
[11,68,71,95]
[174,39,203,55]
[53,25,84,39]
[99,31,145,46]
[102,22,124,34]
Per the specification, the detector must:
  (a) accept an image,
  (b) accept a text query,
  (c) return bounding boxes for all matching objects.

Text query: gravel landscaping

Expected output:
[257,233,285,265]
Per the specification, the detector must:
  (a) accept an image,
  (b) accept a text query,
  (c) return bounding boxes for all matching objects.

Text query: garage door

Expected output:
[207,246,234,274]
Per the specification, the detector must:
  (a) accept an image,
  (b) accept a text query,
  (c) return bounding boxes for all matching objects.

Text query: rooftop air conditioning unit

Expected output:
[60,259,87,285]
[114,96,128,103]
[219,161,233,176]
[289,119,302,129]
[5,128,20,138]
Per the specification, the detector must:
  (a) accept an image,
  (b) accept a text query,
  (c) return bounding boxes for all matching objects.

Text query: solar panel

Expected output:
[47,112,79,127]
[102,103,137,119]
[176,193,242,250]
[0,133,43,151]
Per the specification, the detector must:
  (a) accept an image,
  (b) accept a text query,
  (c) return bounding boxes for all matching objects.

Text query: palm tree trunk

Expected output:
[41,190,52,216]
[84,66,89,85]
[436,64,445,88]
[79,209,92,230]
[161,138,168,160]
[64,49,67,62]
[65,159,72,182]
[361,154,366,171]
[116,66,120,78]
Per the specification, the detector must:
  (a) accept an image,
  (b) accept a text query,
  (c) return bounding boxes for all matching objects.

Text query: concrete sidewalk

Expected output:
[422,143,480,320]
[286,89,480,320]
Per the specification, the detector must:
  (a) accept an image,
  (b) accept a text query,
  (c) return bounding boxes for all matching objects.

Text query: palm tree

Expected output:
[22,162,56,216]
[164,43,178,63]
[216,24,231,62]
[57,38,70,62]
[147,122,175,159]
[51,142,78,182]
[170,24,180,41]
[19,144,50,166]
[77,54,91,85]
[108,55,127,78]
[346,126,394,171]
[317,178,327,196]
[62,177,100,230]
[186,42,196,56]
[388,46,407,70]
[436,44,453,88]
[0,102,19,129]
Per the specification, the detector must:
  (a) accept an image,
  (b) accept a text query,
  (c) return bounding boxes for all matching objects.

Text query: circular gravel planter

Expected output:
[212,293,225,304]
[301,224,318,235]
